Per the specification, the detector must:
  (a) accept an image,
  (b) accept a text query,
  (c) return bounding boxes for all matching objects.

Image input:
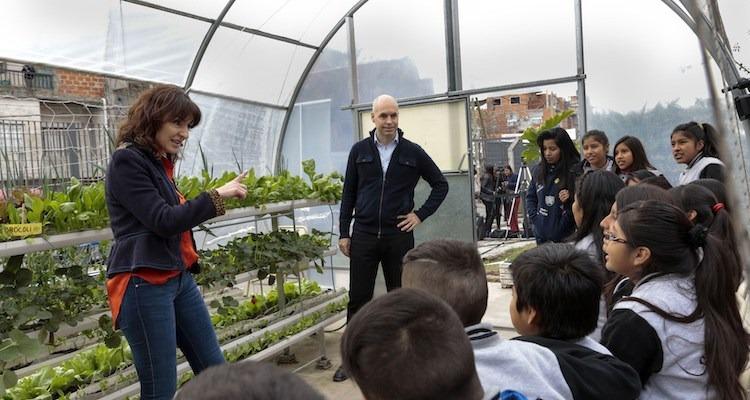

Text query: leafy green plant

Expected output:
[175,159,343,210]
[196,230,330,289]
[302,159,344,203]
[222,298,347,364]
[4,341,131,400]
[0,160,342,243]
[520,109,576,163]
[210,280,321,328]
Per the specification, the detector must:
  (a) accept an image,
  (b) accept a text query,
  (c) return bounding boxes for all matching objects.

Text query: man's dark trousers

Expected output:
[346,231,414,321]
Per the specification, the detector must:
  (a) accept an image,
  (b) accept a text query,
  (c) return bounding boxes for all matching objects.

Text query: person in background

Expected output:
[502,165,520,234]
[336,94,449,381]
[105,85,248,399]
[575,130,615,175]
[613,136,662,183]
[671,122,725,184]
[601,201,748,400]
[175,361,325,400]
[525,127,580,244]
[491,165,506,234]
[479,165,498,238]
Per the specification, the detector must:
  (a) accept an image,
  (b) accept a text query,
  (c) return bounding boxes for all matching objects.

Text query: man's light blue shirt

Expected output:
[374,133,398,175]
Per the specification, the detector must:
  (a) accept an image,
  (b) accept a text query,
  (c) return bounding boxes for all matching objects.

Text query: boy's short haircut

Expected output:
[175,361,324,400]
[510,244,604,340]
[402,239,487,326]
[341,288,483,400]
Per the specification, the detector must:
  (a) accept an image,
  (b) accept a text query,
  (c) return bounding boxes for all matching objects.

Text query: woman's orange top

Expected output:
[106,157,200,327]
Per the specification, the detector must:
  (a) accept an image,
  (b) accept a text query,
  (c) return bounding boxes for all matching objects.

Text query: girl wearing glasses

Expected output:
[600,200,746,400]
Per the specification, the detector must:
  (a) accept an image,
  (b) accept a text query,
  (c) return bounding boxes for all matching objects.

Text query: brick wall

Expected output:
[477,92,578,138]
[56,69,105,100]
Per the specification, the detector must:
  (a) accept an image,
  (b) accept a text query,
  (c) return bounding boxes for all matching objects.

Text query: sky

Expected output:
[0,0,747,113]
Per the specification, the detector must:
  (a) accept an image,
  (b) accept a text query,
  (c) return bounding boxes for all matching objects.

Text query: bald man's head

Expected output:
[371,94,399,143]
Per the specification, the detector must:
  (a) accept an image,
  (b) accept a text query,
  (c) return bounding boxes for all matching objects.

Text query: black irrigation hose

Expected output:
[325,321,347,333]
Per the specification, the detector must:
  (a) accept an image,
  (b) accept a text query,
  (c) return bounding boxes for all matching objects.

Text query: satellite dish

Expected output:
[21,65,35,80]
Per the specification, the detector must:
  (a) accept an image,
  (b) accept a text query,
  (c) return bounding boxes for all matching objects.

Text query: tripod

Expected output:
[503,163,533,240]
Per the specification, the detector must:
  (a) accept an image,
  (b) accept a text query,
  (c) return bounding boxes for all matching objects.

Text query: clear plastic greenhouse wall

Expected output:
[0,0,749,397]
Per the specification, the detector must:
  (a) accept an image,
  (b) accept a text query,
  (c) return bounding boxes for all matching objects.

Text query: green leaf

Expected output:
[519,109,576,163]
[222,296,239,308]
[98,315,112,330]
[0,344,20,362]
[18,305,39,321]
[6,203,20,224]
[104,334,121,348]
[59,202,76,213]
[14,268,33,287]
[257,269,268,281]
[5,254,23,273]
[0,271,15,285]
[3,370,18,388]
[35,310,53,320]
[16,337,41,359]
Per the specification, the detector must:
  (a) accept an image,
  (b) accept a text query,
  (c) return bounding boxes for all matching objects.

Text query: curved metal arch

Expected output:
[273,0,371,172]
[660,0,740,84]
[183,0,236,91]
[272,0,747,174]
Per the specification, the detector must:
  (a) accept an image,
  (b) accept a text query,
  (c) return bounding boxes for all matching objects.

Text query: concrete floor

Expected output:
[272,238,532,399]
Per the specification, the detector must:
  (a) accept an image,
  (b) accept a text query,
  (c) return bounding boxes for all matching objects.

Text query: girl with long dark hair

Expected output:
[672,122,724,184]
[525,127,580,243]
[599,185,674,311]
[670,184,742,289]
[613,136,661,182]
[691,178,729,212]
[576,130,615,175]
[601,201,748,400]
[571,170,624,340]
[572,170,625,265]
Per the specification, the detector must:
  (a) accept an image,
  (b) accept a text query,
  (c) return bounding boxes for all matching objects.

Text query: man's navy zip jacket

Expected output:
[105,144,217,277]
[339,129,449,238]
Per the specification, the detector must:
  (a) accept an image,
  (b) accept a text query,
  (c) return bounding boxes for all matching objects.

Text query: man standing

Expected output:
[334,94,449,381]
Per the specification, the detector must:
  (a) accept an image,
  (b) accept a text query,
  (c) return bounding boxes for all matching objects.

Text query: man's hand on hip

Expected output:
[397,212,422,232]
[339,238,351,257]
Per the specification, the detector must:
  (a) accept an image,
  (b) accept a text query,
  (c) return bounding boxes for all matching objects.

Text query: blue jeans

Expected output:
[119,272,225,400]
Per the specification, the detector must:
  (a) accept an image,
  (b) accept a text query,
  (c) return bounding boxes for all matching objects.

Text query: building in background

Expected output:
[0,60,149,186]
[472,91,578,170]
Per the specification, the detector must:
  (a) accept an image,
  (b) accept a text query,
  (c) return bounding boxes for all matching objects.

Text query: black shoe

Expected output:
[333,366,348,382]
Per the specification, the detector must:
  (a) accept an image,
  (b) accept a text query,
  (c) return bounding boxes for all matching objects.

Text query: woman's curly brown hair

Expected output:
[116,85,201,152]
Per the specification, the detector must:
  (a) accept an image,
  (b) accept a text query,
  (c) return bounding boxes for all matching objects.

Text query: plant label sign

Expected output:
[1,223,43,237]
